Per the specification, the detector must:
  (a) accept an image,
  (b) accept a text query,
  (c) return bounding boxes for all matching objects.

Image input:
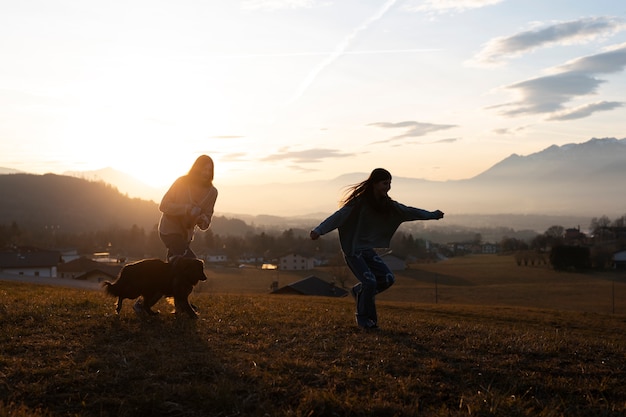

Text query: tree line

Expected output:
[1,213,624,269]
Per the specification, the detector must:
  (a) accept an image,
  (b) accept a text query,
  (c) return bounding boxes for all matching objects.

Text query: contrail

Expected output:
[218,48,438,59]
[287,0,399,105]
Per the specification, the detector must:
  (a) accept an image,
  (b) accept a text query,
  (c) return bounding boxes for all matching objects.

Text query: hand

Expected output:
[310,230,320,240]
[189,205,202,217]
[196,214,210,230]
[433,210,444,219]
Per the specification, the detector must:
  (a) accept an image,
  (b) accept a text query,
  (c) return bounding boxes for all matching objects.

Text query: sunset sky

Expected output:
[1,0,625,189]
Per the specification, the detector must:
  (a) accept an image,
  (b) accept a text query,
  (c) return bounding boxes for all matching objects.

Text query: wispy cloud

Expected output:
[368,121,457,143]
[220,152,249,162]
[287,0,398,104]
[404,0,504,15]
[262,148,352,163]
[218,48,439,59]
[493,42,626,119]
[470,17,626,67]
[492,126,528,135]
[432,137,460,144]
[240,0,318,11]
[547,101,623,121]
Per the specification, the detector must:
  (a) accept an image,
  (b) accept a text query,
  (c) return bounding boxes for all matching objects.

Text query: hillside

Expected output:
[0,173,160,233]
[0,172,603,240]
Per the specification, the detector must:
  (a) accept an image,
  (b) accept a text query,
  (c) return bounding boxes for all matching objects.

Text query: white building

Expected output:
[279,253,316,271]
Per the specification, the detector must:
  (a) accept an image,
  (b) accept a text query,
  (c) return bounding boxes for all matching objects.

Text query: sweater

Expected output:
[158,176,218,241]
[313,200,441,256]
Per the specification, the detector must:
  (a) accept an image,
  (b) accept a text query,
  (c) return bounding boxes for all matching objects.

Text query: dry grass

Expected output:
[1,255,626,416]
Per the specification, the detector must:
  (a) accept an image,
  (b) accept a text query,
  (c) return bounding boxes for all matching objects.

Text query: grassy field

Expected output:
[1,255,626,416]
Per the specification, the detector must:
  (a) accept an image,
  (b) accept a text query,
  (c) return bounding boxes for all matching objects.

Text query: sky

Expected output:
[1,0,625,191]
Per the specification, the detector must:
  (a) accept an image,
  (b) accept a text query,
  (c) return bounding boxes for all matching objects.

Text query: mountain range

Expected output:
[214,137,626,218]
[2,137,625,228]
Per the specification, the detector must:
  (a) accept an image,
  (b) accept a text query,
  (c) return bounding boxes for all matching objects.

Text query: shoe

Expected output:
[357,318,378,330]
[133,299,143,314]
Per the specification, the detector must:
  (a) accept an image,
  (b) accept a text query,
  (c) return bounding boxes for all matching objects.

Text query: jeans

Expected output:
[159,233,197,260]
[344,249,395,327]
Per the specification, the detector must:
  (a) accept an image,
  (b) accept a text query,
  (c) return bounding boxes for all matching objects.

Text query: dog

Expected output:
[102,257,207,318]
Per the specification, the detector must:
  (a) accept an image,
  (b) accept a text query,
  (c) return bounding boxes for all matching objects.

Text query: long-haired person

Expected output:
[158,154,218,260]
[310,168,444,329]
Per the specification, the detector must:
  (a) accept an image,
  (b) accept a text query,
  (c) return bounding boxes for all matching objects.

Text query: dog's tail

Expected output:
[101,281,118,297]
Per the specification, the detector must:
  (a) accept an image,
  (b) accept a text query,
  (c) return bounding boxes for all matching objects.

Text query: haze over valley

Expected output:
[57,137,626,221]
[1,137,624,236]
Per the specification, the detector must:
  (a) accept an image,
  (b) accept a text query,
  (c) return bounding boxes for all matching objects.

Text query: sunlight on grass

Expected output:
[1,278,625,416]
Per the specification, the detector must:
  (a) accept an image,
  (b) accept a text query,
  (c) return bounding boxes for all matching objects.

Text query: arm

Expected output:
[310,205,354,240]
[395,202,444,221]
[159,177,193,216]
[196,188,218,230]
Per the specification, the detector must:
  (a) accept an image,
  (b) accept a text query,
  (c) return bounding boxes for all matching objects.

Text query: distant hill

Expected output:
[217,137,626,218]
[63,167,164,202]
[0,173,262,237]
[0,173,160,233]
[1,137,624,230]
[0,167,23,175]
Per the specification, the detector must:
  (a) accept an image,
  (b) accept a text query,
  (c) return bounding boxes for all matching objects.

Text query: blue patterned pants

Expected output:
[344,249,395,328]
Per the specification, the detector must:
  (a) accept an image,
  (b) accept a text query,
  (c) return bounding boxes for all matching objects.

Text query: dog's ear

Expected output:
[177,258,207,284]
[190,258,207,282]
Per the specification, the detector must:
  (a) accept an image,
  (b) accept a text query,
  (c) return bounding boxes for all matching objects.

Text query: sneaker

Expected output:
[133,299,143,314]
[357,318,378,329]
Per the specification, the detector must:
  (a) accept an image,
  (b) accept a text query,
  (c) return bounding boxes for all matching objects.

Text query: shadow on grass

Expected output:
[74,313,251,417]
[402,269,473,286]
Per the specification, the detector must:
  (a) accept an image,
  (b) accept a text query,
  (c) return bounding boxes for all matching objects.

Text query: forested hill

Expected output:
[0,173,160,233]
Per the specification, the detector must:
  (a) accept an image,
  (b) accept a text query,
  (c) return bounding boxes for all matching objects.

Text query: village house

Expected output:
[278,253,316,271]
[199,251,228,264]
[57,256,122,283]
[0,247,61,278]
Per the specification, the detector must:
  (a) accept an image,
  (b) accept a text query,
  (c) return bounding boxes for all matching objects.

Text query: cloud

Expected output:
[209,135,245,139]
[220,152,249,162]
[471,17,626,67]
[404,0,504,14]
[368,121,457,143]
[240,0,319,10]
[557,42,626,73]
[492,126,528,135]
[494,43,626,118]
[432,137,460,144]
[261,148,352,163]
[547,101,623,121]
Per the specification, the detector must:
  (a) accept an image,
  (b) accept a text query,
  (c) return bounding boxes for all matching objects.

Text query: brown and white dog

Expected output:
[102,257,207,318]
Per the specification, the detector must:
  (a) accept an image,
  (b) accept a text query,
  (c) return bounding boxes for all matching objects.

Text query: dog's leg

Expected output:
[174,293,198,319]
[142,293,162,315]
[116,297,123,314]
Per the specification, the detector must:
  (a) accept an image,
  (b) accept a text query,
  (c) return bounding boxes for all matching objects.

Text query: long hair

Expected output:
[341,168,393,213]
[187,155,214,187]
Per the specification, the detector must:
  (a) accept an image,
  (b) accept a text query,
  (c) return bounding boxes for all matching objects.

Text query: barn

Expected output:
[271,275,348,298]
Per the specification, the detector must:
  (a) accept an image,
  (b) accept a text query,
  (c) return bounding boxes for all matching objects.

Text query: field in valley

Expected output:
[1,254,625,416]
[201,254,626,315]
